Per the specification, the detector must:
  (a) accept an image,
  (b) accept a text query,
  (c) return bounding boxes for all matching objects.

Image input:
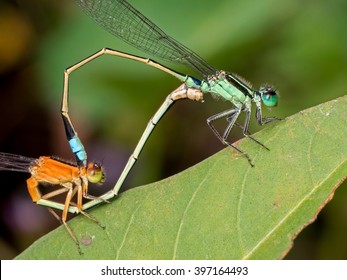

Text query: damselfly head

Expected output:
[86,162,105,184]
[259,86,278,107]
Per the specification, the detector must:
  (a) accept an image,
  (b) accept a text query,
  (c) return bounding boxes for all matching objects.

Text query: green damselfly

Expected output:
[63,0,281,211]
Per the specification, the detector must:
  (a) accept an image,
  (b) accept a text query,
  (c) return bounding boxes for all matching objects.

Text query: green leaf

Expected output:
[16,96,347,259]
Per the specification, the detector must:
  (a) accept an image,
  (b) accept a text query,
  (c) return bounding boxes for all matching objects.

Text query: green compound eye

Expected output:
[260,86,278,107]
[87,162,105,184]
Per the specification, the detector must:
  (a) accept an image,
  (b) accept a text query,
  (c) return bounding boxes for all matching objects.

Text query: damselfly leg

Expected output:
[0,152,105,254]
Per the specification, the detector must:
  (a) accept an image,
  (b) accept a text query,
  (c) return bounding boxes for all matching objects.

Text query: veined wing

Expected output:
[76,0,216,78]
[0,152,36,173]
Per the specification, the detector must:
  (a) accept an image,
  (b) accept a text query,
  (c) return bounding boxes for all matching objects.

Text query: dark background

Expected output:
[0,0,346,259]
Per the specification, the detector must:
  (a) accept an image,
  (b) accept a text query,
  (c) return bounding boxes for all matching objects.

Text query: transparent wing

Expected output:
[0,152,35,173]
[76,0,217,78]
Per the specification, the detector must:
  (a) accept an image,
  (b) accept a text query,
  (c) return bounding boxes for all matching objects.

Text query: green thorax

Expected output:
[185,71,255,107]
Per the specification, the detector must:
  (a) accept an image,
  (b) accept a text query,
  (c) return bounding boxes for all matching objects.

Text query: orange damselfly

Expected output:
[0,152,106,254]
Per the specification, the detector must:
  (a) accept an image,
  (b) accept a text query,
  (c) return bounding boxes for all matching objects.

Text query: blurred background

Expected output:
[0,0,346,259]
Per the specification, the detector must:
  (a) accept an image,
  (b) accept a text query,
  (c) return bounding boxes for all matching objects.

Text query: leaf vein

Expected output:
[172,158,221,259]
[243,160,346,259]
[116,195,149,259]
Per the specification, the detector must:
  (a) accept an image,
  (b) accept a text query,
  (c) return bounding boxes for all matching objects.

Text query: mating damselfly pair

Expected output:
[0,0,280,253]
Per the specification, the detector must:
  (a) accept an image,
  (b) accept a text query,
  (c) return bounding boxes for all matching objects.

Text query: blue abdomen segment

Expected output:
[185,75,202,88]
[69,136,87,166]
[190,76,202,86]
[62,114,87,166]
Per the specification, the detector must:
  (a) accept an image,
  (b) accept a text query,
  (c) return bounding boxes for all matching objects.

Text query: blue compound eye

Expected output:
[260,86,278,107]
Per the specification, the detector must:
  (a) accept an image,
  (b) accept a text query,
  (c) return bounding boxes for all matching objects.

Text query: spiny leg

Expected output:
[229,109,270,151]
[59,185,84,254]
[44,185,104,254]
[80,211,105,229]
[207,108,254,166]
[41,187,69,200]
[27,177,79,213]
[234,122,270,151]
[255,106,282,126]
[47,207,82,255]
[81,190,111,205]
[45,183,81,254]
[47,202,105,252]
[69,200,105,230]
[74,183,105,228]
